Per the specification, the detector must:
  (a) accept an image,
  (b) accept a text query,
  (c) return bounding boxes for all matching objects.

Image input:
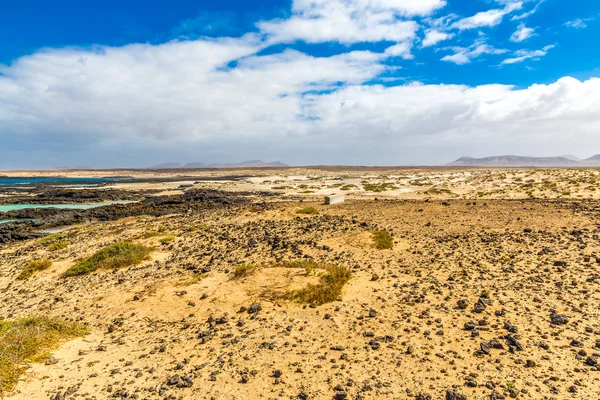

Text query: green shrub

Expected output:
[283,264,352,305]
[233,264,257,278]
[372,230,393,250]
[363,183,398,192]
[64,241,152,277]
[37,233,67,245]
[0,316,88,394]
[18,259,53,280]
[47,241,69,252]
[296,206,319,215]
[159,234,176,244]
[274,260,320,275]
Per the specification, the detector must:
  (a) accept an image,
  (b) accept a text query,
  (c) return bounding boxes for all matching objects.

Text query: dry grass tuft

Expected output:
[296,206,319,215]
[372,230,394,250]
[273,260,319,275]
[0,316,88,395]
[63,241,152,277]
[18,259,52,280]
[233,264,257,278]
[159,234,177,244]
[47,241,69,252]
[37,233,67,245]
[283,264,352,305]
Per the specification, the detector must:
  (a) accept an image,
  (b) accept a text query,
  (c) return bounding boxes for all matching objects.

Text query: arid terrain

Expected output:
[1,167,600,399]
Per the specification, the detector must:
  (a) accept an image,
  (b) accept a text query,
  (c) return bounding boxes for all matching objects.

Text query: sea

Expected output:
[0,177,128,186]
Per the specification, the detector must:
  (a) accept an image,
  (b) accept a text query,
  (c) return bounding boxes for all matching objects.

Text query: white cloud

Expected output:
[258,0,447,44]
[564,18,593,29]
[1,38,599,165]
[304,77,600,154]
[0,38,386,145]
[510,24,535,42]
[501,44,554,64]
[385,42,414,59]
[442,40,507,65]
[422,29,454,47]
[511,0,545,20]
[1,0,600,167]
[453,2,523,30]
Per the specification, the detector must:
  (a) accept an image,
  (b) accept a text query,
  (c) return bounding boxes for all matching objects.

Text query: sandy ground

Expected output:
[3,167,600,200]
[1,192,600,399]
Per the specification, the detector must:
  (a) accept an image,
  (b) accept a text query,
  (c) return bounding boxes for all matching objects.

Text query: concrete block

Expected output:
[325,194,345,205]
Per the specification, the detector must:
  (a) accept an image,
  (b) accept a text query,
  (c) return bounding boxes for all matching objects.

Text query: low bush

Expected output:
[47,241,69,252]
[159,234,176,244]
[63,241,152,277]
[0,316,88,394]
[274,260,319,275]
[296,207,319,215]
[283,264,352,305]
[18,259,52,280]
[233,264,257,278]
[372,230,394,250]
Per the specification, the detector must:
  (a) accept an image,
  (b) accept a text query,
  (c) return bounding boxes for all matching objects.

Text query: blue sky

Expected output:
[1,0,600,168]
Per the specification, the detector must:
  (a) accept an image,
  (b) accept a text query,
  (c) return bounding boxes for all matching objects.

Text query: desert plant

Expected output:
[296,206,319,215]
[47,241,69,252]
[18,259,52,280]
[283,264,352,305]
[372,230,394,250]
[233,264,257,278]
[274,260,320,275]
[363,183,398,192]
[63,241,152,277]
[0,316,88,394]
[37,233,67,245]
[159,234,176,244]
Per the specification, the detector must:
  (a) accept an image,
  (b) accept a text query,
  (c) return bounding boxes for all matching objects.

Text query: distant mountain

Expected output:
[53,166,92,170]
[151,160,288,169]
[448,155,590,167]
[584,154,600,162]
[560,154,581,161]
[152,163,185,169]
[183,162,208,169]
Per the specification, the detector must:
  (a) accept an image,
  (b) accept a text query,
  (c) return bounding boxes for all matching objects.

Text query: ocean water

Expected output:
[0,177,128,186]
[0,218,35,225]
[0,201,136,213]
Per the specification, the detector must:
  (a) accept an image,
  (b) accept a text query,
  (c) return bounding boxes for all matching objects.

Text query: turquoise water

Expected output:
[0,177,129,186]
[54,184,101,188]
[37,226,74,234]
[0,201,136,213]
[0,218,35,225]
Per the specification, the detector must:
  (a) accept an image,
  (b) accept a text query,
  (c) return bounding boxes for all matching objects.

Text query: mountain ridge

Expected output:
[448,155,600,167]
[151,160,288,169]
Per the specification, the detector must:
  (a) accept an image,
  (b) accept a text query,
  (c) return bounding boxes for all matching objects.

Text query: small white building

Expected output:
[325,194,345,205]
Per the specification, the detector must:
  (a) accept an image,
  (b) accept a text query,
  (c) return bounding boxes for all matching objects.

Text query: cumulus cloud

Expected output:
[2,34,598,166]
[0,38,387,146]
[1,0,599,167]
[302,77,600,158]
[385,42,414,59]
[442,40,507,65]
[257,0,446,44]
[510,24,536,42]
[453,2,523,30]
[422,29,454,47]
[501,44,554,64]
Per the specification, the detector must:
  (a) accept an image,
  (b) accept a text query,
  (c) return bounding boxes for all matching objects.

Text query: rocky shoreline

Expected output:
[0,189,270,244]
